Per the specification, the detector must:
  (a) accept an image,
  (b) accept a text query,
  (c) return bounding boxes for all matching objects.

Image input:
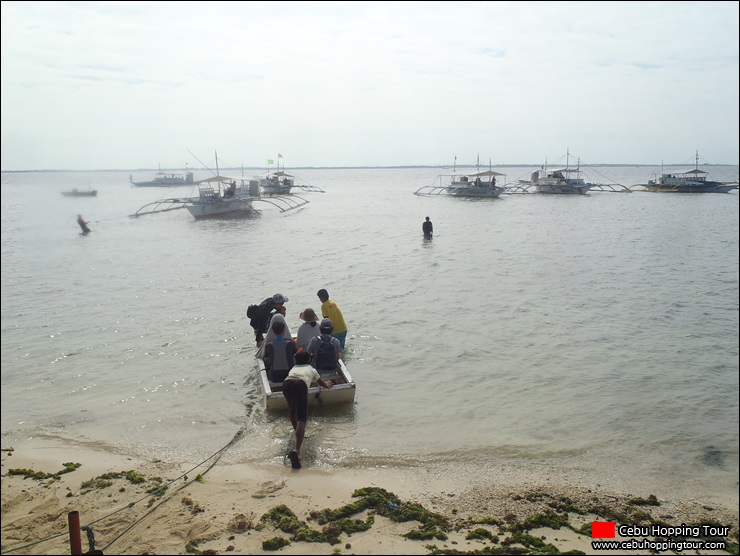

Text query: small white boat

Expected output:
[257,357,356,412]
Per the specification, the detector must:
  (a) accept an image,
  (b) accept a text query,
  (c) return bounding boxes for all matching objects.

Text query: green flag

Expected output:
[268,159,274,165]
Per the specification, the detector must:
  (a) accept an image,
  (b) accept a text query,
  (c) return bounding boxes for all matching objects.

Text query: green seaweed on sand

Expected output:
[7,461,81,483]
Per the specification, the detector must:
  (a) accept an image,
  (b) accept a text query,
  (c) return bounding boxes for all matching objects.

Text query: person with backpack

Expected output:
[282,351,333,469]
[306,318,342,373]
[263,319,296,383]
[247,293,288,348]
[255,307,292,360]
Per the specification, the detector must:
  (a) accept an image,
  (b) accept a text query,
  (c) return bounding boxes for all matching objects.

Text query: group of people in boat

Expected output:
[248,290,348,469]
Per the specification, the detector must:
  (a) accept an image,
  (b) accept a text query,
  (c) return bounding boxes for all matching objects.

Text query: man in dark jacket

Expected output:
[250,293,289,347]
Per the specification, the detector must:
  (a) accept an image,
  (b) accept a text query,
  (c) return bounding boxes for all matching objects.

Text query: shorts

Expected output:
[331,331,347,350]
[282,379,308,422]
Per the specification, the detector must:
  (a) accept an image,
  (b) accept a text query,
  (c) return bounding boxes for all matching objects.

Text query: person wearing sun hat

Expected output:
[295,308,321,352]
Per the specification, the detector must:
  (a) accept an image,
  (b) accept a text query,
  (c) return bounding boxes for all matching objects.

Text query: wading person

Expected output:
[282,351,333,469]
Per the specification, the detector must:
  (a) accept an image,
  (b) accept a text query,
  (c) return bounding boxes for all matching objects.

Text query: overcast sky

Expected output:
[1,1,738,171]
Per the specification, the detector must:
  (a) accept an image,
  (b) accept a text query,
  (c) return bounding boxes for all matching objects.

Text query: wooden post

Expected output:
[68,511,82,555]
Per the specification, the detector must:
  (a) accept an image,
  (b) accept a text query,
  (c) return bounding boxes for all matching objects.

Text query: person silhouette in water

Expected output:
[77,214,91,234]
[422,216,433,239]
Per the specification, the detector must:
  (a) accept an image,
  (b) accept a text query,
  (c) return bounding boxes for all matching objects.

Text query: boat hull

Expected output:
[535,184,591,195]
[641,184,738,193]
[130,172,194,187]
[449,186,503,198]
[262,185,293,195]
[258,359,356,412]
[185,195,256,219]
[62,191,97,197]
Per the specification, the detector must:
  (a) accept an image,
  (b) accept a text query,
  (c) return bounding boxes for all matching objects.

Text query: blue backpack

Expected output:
[314,336,337,371]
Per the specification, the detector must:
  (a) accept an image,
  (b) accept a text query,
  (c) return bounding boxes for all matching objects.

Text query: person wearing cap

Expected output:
[249,293,289,348]
[316,289,348,349]
[295,308,321,352]
[282,351,333,469]
[306,318,342,372]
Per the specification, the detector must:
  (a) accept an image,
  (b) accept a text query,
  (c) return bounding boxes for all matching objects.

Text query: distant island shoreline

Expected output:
[3,163,738,173]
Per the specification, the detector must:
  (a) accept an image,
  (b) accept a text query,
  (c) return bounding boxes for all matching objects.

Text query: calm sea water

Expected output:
[1,165,738,502]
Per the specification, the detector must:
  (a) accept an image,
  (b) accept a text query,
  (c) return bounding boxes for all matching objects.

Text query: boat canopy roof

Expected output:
[551,168,581,173]
[271,171,294,177]
[684,168,708,175]
[197,175,232,184]
[471,170,506,177]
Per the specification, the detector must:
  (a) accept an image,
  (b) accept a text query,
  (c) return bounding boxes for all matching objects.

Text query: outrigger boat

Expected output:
[130,152,310,219]
[633,151,739,193]
[130,177,308,219]
[130,169,195,187]
[415,156,506,198]
[254,156,325,195]
[506,151,632,194]
[257,356,356,412]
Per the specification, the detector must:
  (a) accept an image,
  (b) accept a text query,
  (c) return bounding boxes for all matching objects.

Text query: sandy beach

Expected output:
[1,437,737,555]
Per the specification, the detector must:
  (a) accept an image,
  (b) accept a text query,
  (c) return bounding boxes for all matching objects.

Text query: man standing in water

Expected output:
[422,216,433,239]
[77,214,91,234]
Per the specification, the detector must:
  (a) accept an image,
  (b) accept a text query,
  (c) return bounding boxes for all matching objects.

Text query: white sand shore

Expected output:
[1,437,737,555]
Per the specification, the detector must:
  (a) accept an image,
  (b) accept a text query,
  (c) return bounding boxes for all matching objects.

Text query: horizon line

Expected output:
[3,162,739,173]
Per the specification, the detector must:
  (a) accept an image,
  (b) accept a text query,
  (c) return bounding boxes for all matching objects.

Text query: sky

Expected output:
[1,1,738,171]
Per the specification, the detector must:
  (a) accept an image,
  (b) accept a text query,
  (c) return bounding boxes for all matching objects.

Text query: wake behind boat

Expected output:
[633,151,739,193]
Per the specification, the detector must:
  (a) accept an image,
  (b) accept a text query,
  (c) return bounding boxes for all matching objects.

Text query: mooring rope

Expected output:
[0,427,247,555]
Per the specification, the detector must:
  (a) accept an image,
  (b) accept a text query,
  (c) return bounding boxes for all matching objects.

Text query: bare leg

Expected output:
[294,421,306,457]
[289,404,298,430]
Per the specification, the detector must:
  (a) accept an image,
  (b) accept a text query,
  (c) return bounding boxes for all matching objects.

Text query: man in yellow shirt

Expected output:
[316,288,348,349]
